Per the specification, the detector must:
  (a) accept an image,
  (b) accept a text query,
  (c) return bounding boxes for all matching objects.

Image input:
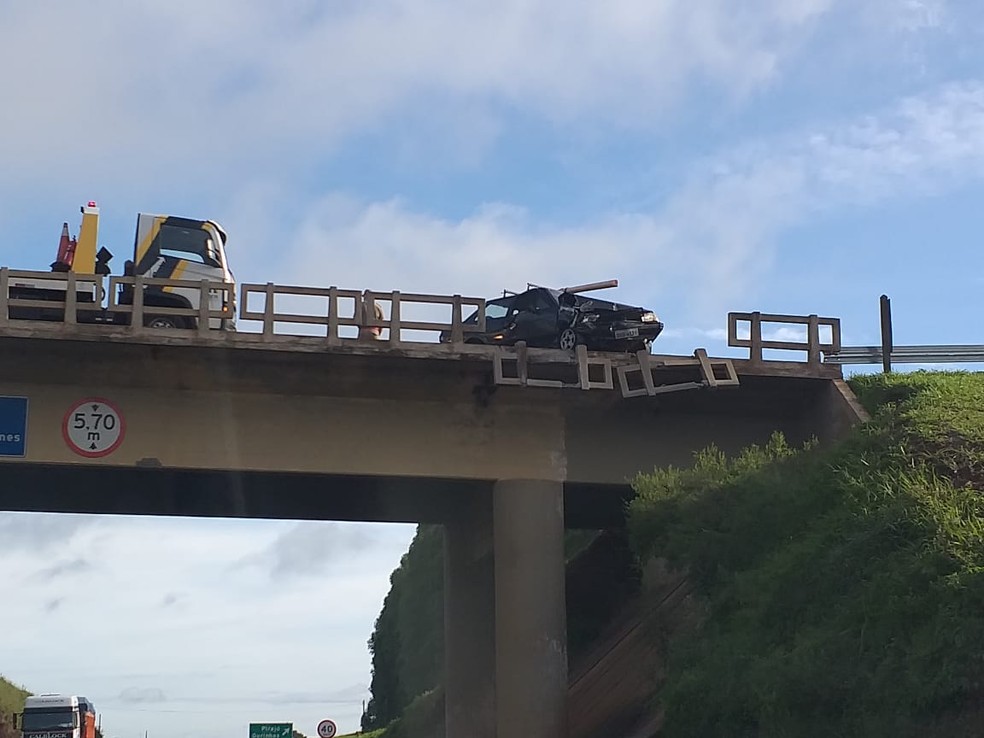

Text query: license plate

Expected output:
[615,327,639,338]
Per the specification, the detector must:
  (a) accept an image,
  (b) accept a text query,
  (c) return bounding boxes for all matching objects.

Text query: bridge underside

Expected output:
[0,333,861,738]
[0,462,630,529]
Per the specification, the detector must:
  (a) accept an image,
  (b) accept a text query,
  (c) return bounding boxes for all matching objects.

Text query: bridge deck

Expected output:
[0,318,841,383]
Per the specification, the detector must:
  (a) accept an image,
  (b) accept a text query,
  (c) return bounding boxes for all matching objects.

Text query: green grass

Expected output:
[0,675,30,738]
[0,675,29,716]
[359,688,444,738]
[627,371,984,738]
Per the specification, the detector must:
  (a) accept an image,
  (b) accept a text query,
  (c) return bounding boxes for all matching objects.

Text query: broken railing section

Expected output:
[728,311,841,368]
[617,348,739,398]
[492,343,739,397]
[493,344,615,391]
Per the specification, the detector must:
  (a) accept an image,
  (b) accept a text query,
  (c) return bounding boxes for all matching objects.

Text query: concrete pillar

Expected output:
[444,490,496,738]
[494,479,568,738]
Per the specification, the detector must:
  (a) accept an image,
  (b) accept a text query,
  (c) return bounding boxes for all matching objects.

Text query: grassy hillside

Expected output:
[628,371,984,737]
[0,675,30,738]
[0,675,28,716]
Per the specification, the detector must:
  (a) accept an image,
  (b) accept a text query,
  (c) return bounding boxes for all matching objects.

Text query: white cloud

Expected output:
[0,0,837,191]
[220,79,984,332]
[0,513,93,553]
[239,522,383,579]
[892,0,947,33]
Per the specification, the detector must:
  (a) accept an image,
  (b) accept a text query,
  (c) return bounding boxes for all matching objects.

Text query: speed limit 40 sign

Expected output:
[62,398,126,458]
[316,720,336,738]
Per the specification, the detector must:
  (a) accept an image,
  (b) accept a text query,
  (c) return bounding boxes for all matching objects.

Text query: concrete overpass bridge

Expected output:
[0,282,864,738]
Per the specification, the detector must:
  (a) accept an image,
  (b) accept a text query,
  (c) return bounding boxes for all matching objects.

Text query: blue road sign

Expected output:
[0,397,28,457]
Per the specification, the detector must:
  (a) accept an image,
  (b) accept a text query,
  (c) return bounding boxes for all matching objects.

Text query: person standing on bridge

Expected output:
[358,293,386,341]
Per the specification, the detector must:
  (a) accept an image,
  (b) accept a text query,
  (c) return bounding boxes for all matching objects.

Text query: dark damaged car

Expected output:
[440,286,664,352]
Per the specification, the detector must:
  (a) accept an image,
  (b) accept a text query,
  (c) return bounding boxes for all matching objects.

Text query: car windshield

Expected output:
[22,709,77,732]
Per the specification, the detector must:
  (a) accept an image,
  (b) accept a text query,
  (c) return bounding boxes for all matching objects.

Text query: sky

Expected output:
[1,0,983,736]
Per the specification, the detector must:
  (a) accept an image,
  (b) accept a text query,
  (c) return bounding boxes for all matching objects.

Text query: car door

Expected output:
[482,296,514,338]
[508,289,559,347]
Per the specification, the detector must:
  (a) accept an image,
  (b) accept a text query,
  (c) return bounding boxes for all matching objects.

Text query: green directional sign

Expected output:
[249,723,292,738]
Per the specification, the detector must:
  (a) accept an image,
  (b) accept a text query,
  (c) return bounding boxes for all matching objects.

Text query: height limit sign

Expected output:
[62,398,125,458]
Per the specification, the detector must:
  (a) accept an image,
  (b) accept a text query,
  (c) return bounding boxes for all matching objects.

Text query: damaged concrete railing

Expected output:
[239,283,487,345]
[493,343,739,396]
[728,311,841,369]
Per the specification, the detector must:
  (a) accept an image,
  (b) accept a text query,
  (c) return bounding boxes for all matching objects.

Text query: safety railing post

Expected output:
[750,311,763,365]
[358,290,373,342]
[389,291,401,346]
[198,281,211,336]
[451,294,463,344]
[327,286,339,344]
[807,314,821,369]
[263,282,275,339]
[0,267,8,328]
[64,272,78,325]
[131,276,144,334]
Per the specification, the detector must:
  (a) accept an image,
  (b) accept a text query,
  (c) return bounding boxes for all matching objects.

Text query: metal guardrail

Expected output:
[824,345,984,365]
[728,311,841,368]
[822,296,984,370]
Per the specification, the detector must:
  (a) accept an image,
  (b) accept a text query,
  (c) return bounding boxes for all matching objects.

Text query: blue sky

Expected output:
[1,1,983,736]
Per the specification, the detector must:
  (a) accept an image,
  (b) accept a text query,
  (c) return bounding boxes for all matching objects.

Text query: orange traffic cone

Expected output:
[51,222,77,272]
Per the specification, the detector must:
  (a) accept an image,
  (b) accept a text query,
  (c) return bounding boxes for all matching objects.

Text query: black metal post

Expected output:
[879,294,893,374]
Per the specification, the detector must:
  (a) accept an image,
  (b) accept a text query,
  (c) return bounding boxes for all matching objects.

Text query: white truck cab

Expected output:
[16,694,97,738]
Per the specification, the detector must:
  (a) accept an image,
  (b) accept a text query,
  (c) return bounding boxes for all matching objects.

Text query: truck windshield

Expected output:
[158,224,221,268]
[22,709,77,731]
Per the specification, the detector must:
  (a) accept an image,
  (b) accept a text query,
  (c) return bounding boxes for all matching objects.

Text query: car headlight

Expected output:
[641,312,659,323]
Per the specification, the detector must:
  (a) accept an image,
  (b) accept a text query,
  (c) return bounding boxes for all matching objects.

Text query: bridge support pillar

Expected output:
[494,478,568,738]
[444,490,496,738]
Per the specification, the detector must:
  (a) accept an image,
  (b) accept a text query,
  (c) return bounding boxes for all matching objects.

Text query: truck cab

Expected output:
[121,212,236,329]
[15,694,97,738]
[4,202,236,330]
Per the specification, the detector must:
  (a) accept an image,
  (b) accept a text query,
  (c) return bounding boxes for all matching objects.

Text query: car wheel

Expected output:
[145,315,184,329]
[558,328,578,351]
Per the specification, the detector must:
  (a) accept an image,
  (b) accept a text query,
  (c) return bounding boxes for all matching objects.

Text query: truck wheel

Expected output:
[145,315,185,329]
